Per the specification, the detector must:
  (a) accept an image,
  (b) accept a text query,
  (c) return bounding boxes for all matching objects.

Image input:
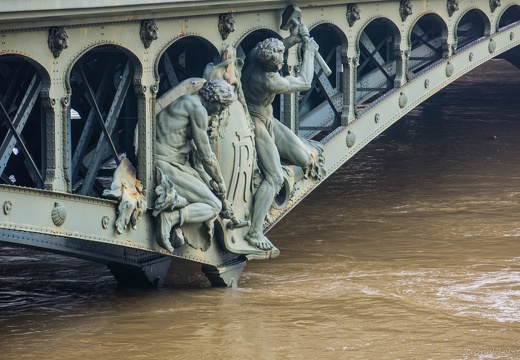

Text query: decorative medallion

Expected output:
[346,4,361,27]
[48,27,69,58]
[218,13,236,40]
[399,0,413,22]
[447,0,460,17]
[3,201,12,215]
[51,202,66,226]
[102,216,110,229]
[490,0,502,13]
[446,62,454,77]
[399,92,408,108]
[346,131,356,148]
[488,39,496,53]
[140,19,158,49]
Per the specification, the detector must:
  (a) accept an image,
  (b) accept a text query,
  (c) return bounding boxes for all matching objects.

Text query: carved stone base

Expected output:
[201,258,247,288]
[108,256,172,288]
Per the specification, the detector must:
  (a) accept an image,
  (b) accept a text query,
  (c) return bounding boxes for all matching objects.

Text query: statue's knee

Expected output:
[272,173,284,193]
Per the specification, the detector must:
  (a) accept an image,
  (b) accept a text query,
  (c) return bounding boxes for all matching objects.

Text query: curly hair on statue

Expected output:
[199,78,235,106]
[257,38,284,62]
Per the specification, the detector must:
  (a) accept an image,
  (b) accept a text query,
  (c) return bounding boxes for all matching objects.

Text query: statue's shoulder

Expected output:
[156,78,206,115]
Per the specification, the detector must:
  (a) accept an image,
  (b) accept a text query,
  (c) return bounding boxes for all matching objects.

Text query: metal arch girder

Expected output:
[0,74,42,179]
[298,24,494,138]
[70,56,117,183]
[78,61,132,196]
[0,96,44,186]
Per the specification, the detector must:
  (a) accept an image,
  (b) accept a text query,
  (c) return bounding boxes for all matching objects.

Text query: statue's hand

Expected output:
[290,23,309,43]
[210,179,227,198]
[220,199,234,219]
[305,38,319,54]
[297,23,310,40]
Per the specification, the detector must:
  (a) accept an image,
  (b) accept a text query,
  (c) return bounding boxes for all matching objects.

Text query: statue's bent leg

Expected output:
[245,118,283,250]
[156,160,222,251]
[273,120,312,168]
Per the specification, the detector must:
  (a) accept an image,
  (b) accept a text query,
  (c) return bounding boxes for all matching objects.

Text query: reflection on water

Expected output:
[1,59,520,359]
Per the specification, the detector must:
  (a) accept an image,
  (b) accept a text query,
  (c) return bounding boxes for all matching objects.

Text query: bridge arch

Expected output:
[455,8,492,51]
[155,35,219,97]
[498,4,520,31]
[298,22,348,139]
[0,53,51,189]
[65,44,143,196]
[356,16,402,107]
[408,12,449,77]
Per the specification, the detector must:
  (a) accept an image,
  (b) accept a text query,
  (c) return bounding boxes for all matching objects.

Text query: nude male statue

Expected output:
[241,24,320,250]
[155,78,236,252]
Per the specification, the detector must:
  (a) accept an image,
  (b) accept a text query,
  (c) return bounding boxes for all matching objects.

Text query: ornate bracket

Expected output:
[489,0,502,13]
[140,19,158,49]
[218,13,236,40]
[48,27,69,58]
[399,0,413,22]
[346,4,361,27]
[447,0,460,17]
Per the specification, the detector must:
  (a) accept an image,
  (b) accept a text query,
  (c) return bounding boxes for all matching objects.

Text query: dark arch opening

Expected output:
[156,36,219,98]
[498,5,520,30]
[0,54,48,189]
[67,45,139,197]
[298,23,346,140]
[357,18,401,108]
[456,9,490,51]
[409,13,448,76]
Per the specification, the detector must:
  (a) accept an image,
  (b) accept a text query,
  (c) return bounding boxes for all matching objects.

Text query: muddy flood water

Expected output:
[1,59,520,359]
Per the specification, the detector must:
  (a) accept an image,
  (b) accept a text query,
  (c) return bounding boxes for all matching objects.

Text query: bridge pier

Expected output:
[201,258,247,288]
[108,256,171,288]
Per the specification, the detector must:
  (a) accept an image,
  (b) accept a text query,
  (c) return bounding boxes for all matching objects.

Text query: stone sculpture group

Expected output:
[107,18,326,258]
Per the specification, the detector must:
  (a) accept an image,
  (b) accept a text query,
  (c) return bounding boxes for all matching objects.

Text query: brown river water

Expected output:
[1,59,520,359]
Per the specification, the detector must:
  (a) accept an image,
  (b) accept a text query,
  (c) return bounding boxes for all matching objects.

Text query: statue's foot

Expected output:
[157,211,181,252]
[157,232,174,253]
[245,232,274,251]
[204,219,215,243]
[172,226,185,248]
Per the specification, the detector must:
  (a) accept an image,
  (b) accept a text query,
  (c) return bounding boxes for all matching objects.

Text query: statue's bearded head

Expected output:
[257,38,285,71]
